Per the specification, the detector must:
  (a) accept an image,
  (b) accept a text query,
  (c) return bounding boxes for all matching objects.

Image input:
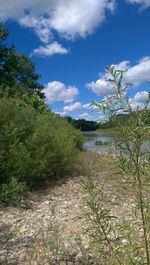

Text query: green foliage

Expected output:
[0,22,44,98]
[0,22,83,204]
[0,178,26,205]
[95,140,104,145]
[0,85,46,111]
[0,51,43,94]
[99,110,150,129]
[0,96,83,191]
[81,177,150,265]
[66,116,99,131]
[0,22,9,72]
[95,140,112,146]
[93,66,150,264]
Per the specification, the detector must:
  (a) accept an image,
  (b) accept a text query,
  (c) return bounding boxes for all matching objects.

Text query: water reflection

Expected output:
[82,131,150,153]
[82,131,113,153]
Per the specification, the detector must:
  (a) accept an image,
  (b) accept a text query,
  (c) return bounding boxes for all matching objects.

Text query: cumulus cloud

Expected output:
[83,103,91,109]
[77,112,93,120]
[83,103,99,110]
[132,91,149,102]
[124,57,150,86]
[86,60,129,96]
[129,91,149,110]
[87,57,150,96]
[19,16,52,43]
[127,0,150,9]
[63,102,82,112]
[43,81,79,104]
[32,42,69,57]
[55,111,67,117]
[77,112,107,121]
[87,79,116,96]
[0,0,116,43]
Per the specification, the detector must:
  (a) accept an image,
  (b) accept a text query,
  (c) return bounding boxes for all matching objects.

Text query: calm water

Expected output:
[82,131,113,153]
[82,131,150,153]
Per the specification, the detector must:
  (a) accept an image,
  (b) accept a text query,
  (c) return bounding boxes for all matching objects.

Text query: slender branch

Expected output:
[136,169,150,265]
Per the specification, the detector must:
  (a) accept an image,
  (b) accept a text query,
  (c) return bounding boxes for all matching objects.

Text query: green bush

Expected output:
[0,97,83,192]
[95,140,103,145]
[95,140,112,146]
[0,23,83,204]
[0,178,26,205]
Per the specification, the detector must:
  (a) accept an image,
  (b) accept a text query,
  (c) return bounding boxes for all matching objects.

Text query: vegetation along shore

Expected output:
[0,22,150,265]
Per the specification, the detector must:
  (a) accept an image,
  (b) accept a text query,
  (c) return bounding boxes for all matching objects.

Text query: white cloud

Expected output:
[83,103,91,109]
[133,91,149,102]
[19,16,52,43]
[87,57,150,96]
[32,42,69,57]
[0,0,116,42]
[87,60,129,96]
[77,112,93,120]
[55,111,67,117]
[129,91,149,110]
[78,112,89,118]
[87,79,116,96]
[127,0,150,9]
[83,102,99,110]
[49,0,115,39]
[124,57,150,86]
[63,102,82,112]
[76,112,106,121]
[43,81,79,104]
[98,115,108,121]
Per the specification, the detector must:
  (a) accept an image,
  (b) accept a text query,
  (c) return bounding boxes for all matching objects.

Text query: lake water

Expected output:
[82,131,150,153]
[82,131,113,153]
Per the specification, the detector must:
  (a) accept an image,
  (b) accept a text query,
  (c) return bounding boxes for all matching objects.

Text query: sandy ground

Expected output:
[0,152,134,265]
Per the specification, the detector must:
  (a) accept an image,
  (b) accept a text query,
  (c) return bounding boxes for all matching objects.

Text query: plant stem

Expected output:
[101,225,122,265]
[137,170,150,265]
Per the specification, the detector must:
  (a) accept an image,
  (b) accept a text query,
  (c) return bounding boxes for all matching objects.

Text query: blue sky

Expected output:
[1,0,150,120]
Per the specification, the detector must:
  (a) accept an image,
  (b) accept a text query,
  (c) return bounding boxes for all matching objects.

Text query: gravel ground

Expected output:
[0,152,134,265]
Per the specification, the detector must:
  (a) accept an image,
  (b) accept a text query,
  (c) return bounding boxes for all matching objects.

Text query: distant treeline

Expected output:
[65,110,150,131]
[65,117,100,131]
[99,111,150,129]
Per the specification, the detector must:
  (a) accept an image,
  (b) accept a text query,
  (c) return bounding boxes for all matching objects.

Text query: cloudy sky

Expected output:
[1,0,150,120]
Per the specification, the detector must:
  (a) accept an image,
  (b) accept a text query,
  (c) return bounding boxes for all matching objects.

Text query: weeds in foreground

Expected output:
[93,65,150,264]
[28,171,149,265]
[80,176,149,265]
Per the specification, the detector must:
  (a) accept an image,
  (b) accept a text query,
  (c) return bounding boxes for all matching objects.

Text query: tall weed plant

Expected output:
[86,66,150,264]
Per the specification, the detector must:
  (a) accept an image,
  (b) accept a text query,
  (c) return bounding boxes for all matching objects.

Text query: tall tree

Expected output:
[0,22,44,97]
[0,22,9,75]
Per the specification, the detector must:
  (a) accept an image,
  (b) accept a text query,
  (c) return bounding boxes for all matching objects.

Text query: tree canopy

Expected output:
[66,116,99,131]
[0,22,44,98]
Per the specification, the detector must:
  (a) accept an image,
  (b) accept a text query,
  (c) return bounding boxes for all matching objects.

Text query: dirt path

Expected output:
[0,152,133,265]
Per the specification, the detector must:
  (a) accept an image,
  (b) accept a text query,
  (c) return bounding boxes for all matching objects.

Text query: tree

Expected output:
[0,22,44,98]
[0,22,9,75]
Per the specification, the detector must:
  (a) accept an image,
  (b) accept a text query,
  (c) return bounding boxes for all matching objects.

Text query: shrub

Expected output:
[0,178,26,205]
[0,97,83,192]
[95,140,103,145]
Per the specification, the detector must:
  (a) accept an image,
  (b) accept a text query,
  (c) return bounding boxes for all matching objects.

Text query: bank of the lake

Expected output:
[0,151,133,265]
